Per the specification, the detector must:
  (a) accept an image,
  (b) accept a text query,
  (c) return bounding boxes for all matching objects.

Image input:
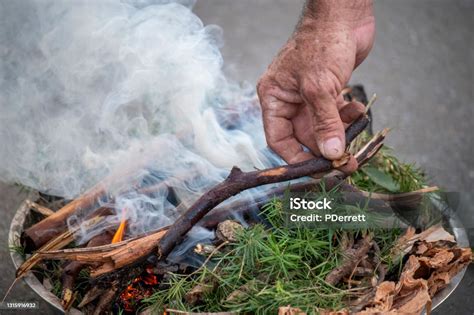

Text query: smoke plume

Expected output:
[0,0,283,243]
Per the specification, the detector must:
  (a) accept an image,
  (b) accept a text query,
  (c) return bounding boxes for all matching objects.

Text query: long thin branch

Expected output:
[157,115,371,260]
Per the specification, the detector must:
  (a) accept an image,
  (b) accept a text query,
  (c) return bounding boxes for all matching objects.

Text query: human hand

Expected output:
[257,0,375,170]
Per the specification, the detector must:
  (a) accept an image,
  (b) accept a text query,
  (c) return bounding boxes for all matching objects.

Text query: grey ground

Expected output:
[1,0,472,314]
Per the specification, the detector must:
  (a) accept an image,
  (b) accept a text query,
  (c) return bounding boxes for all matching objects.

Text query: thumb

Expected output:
[302,82,345,160]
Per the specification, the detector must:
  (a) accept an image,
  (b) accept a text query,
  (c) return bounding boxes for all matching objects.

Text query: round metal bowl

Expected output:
[9,192,83,315]
[9,192,470,314]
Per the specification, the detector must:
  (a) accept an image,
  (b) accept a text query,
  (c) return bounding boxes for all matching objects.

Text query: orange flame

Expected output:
[112,208,127,243]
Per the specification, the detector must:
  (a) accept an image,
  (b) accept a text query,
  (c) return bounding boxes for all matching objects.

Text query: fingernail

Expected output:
[322,137,343,159]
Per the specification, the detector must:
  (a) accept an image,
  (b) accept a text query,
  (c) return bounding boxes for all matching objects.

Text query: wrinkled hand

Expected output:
[257,6,375,171]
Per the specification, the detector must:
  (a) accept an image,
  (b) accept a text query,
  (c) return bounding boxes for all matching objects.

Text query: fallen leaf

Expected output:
[278,306,307,315]
[362,166,399,192]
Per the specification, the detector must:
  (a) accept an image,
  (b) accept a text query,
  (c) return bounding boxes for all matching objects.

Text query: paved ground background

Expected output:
[0,0,472,314]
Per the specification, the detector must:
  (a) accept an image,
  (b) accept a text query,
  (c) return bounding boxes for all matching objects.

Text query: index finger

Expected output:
[261,98,314,164]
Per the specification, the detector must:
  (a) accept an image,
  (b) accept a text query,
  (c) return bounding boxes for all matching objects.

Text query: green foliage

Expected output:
[349,131,426,193]
[361,166,399,192]
[144,187,403,314]
[9,245,26,260]
[37,260,64,298]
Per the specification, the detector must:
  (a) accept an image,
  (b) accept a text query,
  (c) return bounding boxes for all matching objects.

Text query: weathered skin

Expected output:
[257,0,375,171]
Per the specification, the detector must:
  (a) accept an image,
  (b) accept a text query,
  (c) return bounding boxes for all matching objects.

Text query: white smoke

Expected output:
[0,0,282,242]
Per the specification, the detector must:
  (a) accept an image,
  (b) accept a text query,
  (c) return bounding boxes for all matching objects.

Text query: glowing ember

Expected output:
[112,208,128,243]
[119,265,159,313]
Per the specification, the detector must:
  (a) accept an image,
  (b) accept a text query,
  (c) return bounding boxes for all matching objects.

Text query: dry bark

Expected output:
[35,227,169,278]
[325,235,373,286]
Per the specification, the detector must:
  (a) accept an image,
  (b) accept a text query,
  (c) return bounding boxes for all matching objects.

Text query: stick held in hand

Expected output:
[157,114,370,260]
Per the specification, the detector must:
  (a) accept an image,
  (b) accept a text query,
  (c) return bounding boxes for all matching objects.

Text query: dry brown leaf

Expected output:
[278,306,307,315]
[386,255,430,314]
[373,281,396,310]
[418,226,455,243]
[391,225,455,260]
[185,282,215,306]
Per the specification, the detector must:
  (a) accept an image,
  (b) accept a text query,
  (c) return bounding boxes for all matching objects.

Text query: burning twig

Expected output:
[36,227,166,258]
[33,227,169,278]
[90,229,169,277]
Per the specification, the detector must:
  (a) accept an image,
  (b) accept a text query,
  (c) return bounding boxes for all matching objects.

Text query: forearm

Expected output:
[302,0,374,28]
